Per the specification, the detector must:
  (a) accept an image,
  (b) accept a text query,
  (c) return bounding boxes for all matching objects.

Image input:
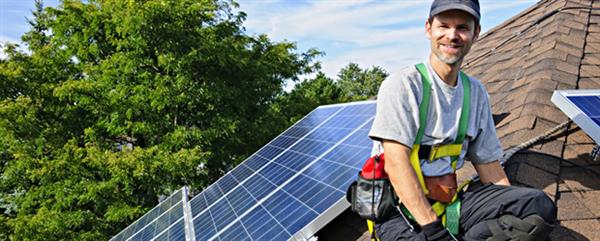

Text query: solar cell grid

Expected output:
[201,185,222,208]
[273,150,319,172]
[151,218,186,241]
[215,173,238,195]
[129,202,184,241]
[225,186,254,212]
[283,175,341,214]
[281,126,312,138]
[209,198,237,231]
[192,211,216,240]
[110,189,184,241]
[567,95,600,116]
[263,190,317,228]
[242,173,277,199]
[239,205,290,240]
[243,154,270,170]
[270,135,299,148]
[230,163,254,181]
[257,161,296,186]
[188,106,346,224]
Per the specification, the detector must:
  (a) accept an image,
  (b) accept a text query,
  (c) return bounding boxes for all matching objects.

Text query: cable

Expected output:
[499,120,572,164]
[464,120,572,185]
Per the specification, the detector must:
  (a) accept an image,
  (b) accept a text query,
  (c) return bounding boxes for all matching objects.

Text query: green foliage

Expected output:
[0,0,319,240]
[337,63,388,101]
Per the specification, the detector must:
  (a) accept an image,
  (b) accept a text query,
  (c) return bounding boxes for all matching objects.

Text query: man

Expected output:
[368,0,557,240]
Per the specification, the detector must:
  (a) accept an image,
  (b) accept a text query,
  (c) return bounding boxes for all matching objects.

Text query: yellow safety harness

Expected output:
[367,63,472,240]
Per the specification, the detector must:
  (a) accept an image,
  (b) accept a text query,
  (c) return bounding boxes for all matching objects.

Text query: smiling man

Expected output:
[368,0,557,240]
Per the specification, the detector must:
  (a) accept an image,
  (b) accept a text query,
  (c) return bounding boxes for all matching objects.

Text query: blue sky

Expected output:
[1,0,537,79]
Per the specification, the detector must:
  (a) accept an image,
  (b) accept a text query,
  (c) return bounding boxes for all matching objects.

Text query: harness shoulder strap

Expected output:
[413,63,432,194]
[455,71,471,145]
[450,71,471,170]
[414,63,432,145]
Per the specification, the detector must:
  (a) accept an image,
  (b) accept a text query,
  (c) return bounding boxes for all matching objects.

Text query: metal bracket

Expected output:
[591,145,600,162]
[183,186,196,241]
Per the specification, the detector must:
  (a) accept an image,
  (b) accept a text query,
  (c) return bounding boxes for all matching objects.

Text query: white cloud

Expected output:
[320,38,429,79]
[238,0,539,80]
[244,0,428,43]
[0,35,20,44]
[239,0,434,78]
[0,35,22,59]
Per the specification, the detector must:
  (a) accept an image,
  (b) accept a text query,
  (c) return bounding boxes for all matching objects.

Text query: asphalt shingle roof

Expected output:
[464,0,600,238]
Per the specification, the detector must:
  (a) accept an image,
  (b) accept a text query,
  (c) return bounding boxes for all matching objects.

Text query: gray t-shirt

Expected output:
[368,61,502,177]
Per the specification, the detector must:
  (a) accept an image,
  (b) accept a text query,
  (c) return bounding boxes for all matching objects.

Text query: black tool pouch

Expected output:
[346,173,399,223]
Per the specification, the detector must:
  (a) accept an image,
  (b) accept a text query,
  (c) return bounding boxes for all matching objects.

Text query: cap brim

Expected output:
[430,4,480,21]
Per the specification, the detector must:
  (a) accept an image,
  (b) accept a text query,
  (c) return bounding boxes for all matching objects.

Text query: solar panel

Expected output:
[189,101,375,241]
[110,188,186,241]
[112,101,377,241]
[551,89,600,144]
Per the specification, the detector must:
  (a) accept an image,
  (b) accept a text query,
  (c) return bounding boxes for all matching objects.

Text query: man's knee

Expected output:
[519,188,556,223]
[375,217,426,241]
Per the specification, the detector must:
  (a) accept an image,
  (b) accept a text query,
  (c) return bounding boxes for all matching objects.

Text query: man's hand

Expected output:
[382,140,438,225]
[422,219,455,241]
[474,160,510,186]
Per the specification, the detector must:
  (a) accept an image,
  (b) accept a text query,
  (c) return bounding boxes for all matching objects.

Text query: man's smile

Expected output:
[440,43,463,54]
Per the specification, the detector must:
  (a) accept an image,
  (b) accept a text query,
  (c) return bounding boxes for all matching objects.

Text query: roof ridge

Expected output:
[479,0,553,40]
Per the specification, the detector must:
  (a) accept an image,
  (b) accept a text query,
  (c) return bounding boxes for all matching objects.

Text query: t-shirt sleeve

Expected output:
[368,72,421,147]
[466,83,503,164]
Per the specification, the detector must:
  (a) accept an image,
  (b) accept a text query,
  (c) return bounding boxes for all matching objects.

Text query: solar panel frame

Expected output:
[551,89,600,144]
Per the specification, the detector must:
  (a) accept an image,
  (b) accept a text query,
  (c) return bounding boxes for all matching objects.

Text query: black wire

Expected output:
[463,6,600,69]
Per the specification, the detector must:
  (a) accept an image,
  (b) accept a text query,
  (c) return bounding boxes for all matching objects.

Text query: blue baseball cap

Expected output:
[429,0,480,22]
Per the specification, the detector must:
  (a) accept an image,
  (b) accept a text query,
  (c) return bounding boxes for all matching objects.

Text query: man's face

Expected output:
[426,10,480,65]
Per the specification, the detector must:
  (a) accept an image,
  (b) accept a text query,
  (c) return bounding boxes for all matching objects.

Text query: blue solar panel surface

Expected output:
[190,102,375,240]
[112,101,376,241]
[152,218,186,241]
[111,189,184,241]
[567,95,600,126]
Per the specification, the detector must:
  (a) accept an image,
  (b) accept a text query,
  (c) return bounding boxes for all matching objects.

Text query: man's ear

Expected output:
[473,24,481,42]
[425,20,432,40]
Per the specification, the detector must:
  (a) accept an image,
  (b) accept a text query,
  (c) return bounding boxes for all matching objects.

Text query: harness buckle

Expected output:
[428,144,440,162]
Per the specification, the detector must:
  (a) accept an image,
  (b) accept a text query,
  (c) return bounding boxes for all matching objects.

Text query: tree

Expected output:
[278,72,342,122]
[337,62,388,101]
[0,0,319,240]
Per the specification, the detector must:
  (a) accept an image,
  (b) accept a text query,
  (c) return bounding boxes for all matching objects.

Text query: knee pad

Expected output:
[485,214,554,241]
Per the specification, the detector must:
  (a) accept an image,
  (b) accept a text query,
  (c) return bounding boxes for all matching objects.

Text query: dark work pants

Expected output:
[374,184,557,241]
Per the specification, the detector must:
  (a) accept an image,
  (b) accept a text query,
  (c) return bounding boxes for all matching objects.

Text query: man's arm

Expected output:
[473,160,510,186]
[383,140,438,225]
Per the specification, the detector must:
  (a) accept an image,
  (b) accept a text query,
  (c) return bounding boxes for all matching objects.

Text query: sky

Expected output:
[0,0,538,81]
